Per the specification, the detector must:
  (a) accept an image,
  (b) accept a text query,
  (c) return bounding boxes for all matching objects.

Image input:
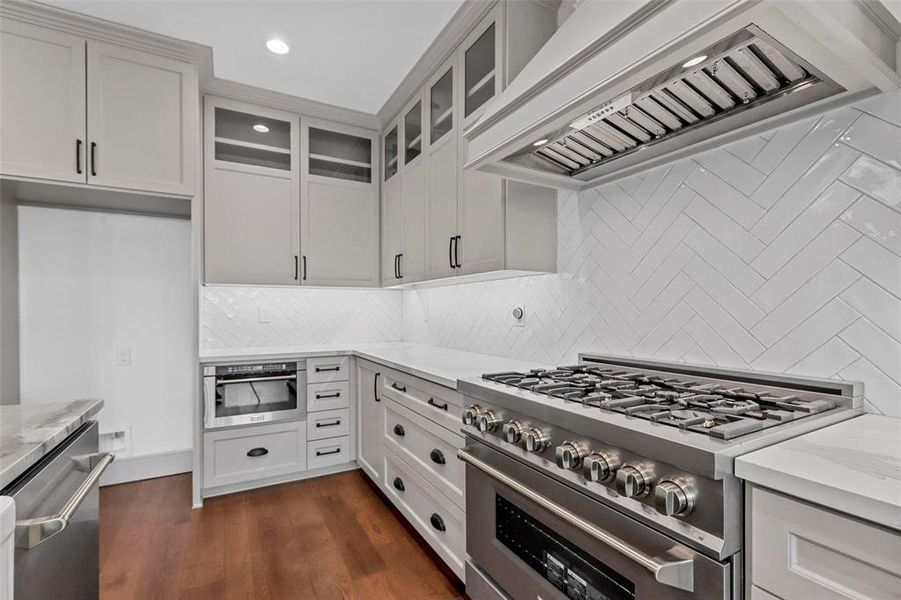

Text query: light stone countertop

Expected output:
[0,399,104,490]
[736,414,901,530]
[199,342,547,390]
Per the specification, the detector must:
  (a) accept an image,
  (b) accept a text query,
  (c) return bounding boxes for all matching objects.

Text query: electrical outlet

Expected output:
[116,347,132,366]
[512,304,526,327]
[100,427,132,457]
[258,307,272,323]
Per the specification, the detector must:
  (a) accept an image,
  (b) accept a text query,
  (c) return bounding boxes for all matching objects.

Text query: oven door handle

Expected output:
[457,449,695,592]
[214,374,297,385]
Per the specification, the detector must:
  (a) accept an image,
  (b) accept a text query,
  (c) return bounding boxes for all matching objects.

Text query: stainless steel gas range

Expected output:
[456,353,862,600]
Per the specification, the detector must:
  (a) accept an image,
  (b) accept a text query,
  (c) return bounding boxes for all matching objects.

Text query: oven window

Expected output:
[496,495,635,600]
[215,378,298,418]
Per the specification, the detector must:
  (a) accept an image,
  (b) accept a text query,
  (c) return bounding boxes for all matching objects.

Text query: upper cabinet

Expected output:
[460,12,501,130]
[384,124,399,182]
[301,120,379,287]
[403,99,423,166]
[0,21,196,197]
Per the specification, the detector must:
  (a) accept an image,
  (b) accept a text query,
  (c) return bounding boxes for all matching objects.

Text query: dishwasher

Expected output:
[2,421,113,599]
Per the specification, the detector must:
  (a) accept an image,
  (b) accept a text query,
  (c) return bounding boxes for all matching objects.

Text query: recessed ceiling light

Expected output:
[266,39,289,55]
[533,139,549,147]
[253,124,270,133]
[682,54,707,68]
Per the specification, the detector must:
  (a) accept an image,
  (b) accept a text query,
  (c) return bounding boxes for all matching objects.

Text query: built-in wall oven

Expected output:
[203,361,306,429]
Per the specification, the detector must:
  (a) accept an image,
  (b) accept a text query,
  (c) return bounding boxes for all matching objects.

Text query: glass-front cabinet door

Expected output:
[430,66,454,144]
[460,10,500,128]
[403,99,423,165]
[214,107,292,171]
[308,127,372,183]
[384,124,398,181]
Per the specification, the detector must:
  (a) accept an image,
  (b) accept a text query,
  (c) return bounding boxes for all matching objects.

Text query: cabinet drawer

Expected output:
[384,398,465,509]
[750,486,901,600]
[308,381,350,412]
[384,448,465,579]
[307,408,350,440]
[203,421,306,489]
[307,356,349,383]
[307,436,350,470]
[380,370,463,434]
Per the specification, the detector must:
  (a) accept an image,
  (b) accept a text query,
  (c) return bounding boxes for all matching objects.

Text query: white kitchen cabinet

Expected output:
[400,155,427,283]
[86,41,196,196]
[459,5,503,131]
[300,120,379,287]
[203,96,300,285]
[382,175,403,286]
[356,359,384,484]
[0,21,86,183]
[0,22,196,197]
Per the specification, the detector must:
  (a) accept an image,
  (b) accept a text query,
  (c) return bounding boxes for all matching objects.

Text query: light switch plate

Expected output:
[116,347,132,366]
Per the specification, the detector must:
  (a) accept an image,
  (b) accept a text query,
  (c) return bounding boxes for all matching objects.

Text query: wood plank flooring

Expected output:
[100,470,468,599]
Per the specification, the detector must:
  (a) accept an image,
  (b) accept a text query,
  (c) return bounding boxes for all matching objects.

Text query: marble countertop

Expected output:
[736,414,901,530]
[0,399,104,490]
[199,342,546,389]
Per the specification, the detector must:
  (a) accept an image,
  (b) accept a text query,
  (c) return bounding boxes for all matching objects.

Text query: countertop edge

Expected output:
[352,350,458,389]
[0,400,104,491]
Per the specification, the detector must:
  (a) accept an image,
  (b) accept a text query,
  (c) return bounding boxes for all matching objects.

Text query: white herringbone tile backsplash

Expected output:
[202,286,402,348]
[404,91,901,417]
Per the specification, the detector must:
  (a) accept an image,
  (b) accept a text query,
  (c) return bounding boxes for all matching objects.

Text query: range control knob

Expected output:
[476,410,502,433]
[555,441,588,470]
[524,427,551,454]
[616,464,653,498]
[462,405,483,426]
[502,420,526,444]
[655,480,696,517]
[583,452,620,483]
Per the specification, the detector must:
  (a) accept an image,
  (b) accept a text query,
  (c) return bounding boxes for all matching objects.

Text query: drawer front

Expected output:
[384,448,465,579]
[751,486,901,600]
[307,356,350,384]
[380,370,463,433]
[307,408,350,440]
[308,381,350,412]
[203,421,306,488]
[384,398,465,509]
[307,436,350,470]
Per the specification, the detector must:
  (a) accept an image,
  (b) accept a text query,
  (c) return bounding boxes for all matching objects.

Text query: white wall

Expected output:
[404,90,901,417]
[18,206,194,458]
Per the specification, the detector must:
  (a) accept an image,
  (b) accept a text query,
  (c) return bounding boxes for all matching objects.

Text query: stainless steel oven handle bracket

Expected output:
[458,449,694,592]
[15,452,114,550]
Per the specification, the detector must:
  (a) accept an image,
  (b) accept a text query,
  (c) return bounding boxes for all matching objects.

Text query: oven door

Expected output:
[461,441,732,600]
[203,363,307,429]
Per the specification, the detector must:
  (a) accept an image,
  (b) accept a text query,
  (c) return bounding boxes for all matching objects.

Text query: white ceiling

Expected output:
[47,0,465,114]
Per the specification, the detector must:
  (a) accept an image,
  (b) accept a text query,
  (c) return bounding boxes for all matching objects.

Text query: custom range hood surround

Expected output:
[464,0,901,190]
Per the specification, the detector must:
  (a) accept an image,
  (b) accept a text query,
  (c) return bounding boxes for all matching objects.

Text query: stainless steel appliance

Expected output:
[457,353,862,599]
[203,361,307,429]
[4,421,113,600]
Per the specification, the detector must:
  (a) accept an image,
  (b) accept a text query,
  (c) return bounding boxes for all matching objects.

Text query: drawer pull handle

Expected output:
[393,424,405,437]
[427,398,448,411]
[430,513,446,532]
[315,366,341,373]
[246,447,269,458]
[391,382,407,393]
[393,477,405,492]
[315,392,341,399]
[374,372,380,402]
[316,448,341,457]
[430,449,446,465]
[316,420,341,428]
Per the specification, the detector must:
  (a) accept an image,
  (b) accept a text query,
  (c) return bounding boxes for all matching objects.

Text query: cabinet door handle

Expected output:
[430,449,446,465]
[374,372,380,402]
[393,424,405,437]
[294,255,299,280]
[427,397,448,411]
[430,513,446,532]
[75,139,82,174]
[454,235,461,268]
[316,448,341,457]
[449,236,455,269]
[394,254,399,279]
[90,142,97,176]
[315,392,341,399]
[391,382,406,393]
[393,477,405,491]
[398,253,403,278]
[315,420,341,428]
[246,447,268,458]
[302,256,307,281]
[315,366,341,373]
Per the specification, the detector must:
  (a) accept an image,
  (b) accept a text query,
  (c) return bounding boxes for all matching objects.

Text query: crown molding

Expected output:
[376,0,498,128]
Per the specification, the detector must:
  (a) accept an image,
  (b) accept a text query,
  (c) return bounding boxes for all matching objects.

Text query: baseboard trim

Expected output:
[100,449,193,487]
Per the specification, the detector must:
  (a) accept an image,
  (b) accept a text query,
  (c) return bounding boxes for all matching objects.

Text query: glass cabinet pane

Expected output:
[308,127,372,183]
[464,23,496,118]
[214,107,291,170]
[404,100,422,164]
[430,67,454,144]
[384,125,398,180]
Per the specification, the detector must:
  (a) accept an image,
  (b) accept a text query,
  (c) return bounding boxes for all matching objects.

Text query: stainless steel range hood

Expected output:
[464,0,901,190]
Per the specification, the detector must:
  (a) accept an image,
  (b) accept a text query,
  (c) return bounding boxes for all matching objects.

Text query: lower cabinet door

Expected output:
[356,361,384,484]
[202,421,306,489]
[307,436,350,470]
[384,448,465,580]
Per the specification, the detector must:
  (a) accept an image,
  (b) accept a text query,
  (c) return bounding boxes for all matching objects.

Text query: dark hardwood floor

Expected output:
[100,470,468,599]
